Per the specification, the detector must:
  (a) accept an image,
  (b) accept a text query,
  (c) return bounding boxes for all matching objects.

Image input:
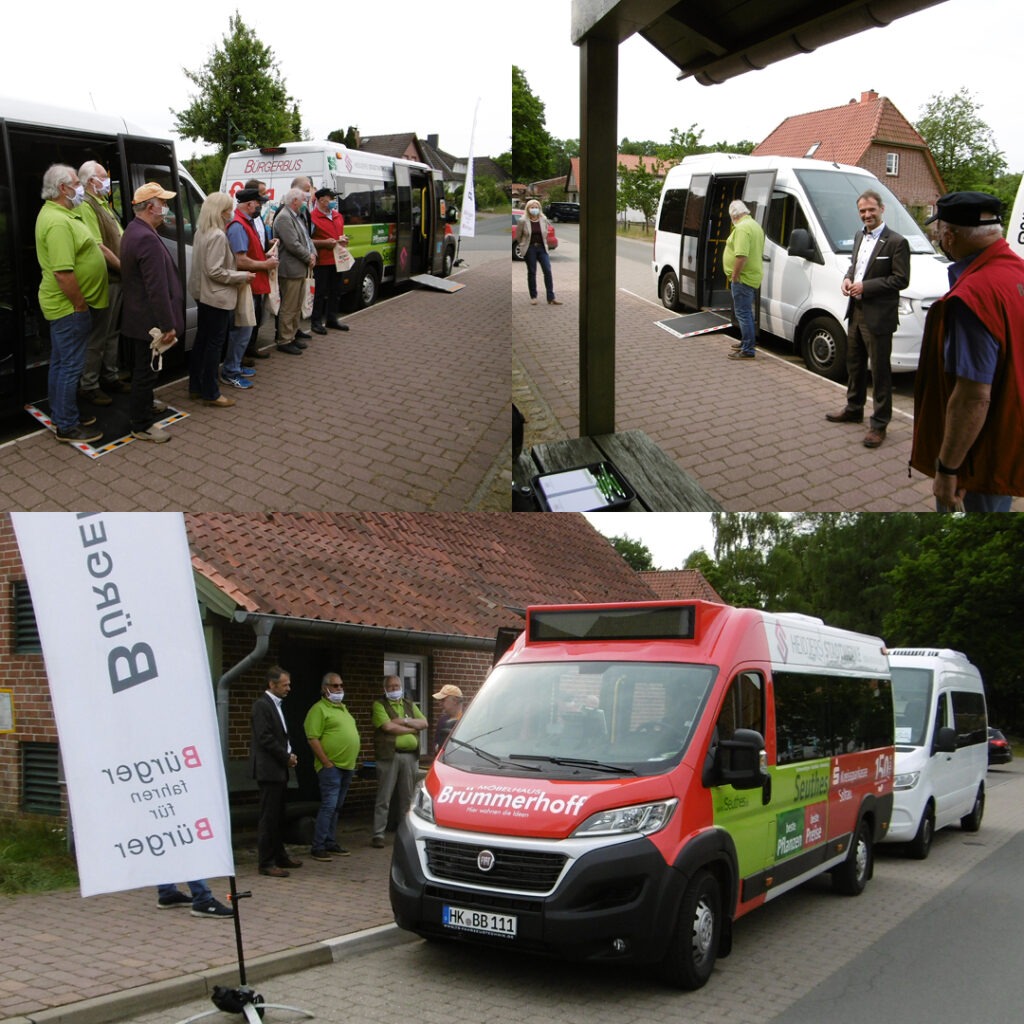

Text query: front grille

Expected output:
[425,839,566,892]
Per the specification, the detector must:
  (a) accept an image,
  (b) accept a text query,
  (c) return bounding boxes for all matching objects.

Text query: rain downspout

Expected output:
[216,615,275,757]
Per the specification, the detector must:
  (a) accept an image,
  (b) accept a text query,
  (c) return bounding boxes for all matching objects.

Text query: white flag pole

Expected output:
[459,98,481,243]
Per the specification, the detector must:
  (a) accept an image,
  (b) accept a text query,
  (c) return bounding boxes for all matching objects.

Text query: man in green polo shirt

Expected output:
[370,675,427,848]
[304,672,360,860]
[35,163,109,442]
[723,200,765,361]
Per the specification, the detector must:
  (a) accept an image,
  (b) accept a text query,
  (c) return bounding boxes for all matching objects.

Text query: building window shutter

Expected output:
[22,742,61,815]
[13,581,42,654]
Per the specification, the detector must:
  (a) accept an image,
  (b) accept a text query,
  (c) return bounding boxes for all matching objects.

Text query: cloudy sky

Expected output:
[582,513,716,568]
[1,0,509,161]
[516,0,1024,171]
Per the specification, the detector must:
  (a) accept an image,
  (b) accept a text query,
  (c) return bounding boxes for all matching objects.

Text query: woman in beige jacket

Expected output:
[188,192,254,407]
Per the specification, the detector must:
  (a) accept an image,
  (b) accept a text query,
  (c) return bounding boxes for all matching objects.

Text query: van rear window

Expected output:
[528,606,695,642]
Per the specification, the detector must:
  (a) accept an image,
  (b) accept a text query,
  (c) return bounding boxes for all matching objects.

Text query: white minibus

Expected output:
[883,647,987,859]
[651,153,950,380]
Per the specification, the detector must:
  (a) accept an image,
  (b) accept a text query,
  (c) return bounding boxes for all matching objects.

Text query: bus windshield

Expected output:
[890,667,934,746]
[440,661,716,778]
[796,168,936,255]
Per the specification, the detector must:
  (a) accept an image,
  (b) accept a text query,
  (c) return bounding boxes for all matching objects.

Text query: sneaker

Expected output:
[79,414,98,426]
[157,890,193,909]
[324,844,351,856]
[151,399,168,414]
[190,898,234,919]
[371,836,386,849]
[239,366,256,377]
[727,350,756,360]
[54,424,102,444]
[221,374,254,389]
[276,343,304,355]
[79,388,113,406]
[310,848,333,862]
[131,425,171,443]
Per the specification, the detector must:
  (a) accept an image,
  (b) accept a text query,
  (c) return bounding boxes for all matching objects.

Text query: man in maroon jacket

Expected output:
[911,191,1024,511]
[119,182,183,443]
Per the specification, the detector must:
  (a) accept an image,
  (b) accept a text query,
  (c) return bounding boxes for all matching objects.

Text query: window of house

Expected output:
[804,142,821,158]
[384,654,428,753]
[886,153,899,176]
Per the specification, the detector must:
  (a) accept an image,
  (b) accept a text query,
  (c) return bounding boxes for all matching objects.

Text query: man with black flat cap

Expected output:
[910,191,1024,511]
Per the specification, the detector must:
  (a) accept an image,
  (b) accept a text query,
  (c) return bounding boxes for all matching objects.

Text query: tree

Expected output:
[173,14,298,157]
[915,88,1007,193]
[617,159,663,231]
[608,535,655,571]
[181,152,227,195]
[328,126,361,148]
[512,66,553,183]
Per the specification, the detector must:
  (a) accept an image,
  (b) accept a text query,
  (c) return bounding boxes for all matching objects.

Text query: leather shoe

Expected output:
[79,388,113,406]
[311,323,327,335]
[249,348,271,359]
[292,337,308,349]
[294,329,312,339]
[825,408,863,423]
[327,319,349,332]
[277,857,303,869]
[863,428,886,448]
[259,866,289,877]
[202,395,236,408]
[276,343,304,354]
[241,356,256,368]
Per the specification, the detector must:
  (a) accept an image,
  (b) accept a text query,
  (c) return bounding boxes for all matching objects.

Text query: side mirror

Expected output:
[718,728,769,791]
[934,725,957,754]
[446,206,459,224]
[787,228,821,263]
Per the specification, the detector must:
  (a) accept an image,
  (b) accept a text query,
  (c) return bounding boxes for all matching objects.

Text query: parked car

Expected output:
[988,727,1013,765]
[511,211,558,261]
[544,201,580,222]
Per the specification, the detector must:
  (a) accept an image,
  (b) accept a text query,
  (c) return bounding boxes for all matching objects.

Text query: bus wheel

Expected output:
[359,265,380,308]
[960,785,985,832]
[660,870,720,990]
[660,270,681,311]
[907,805,934,860]
[800,315,848,382]
[441,247,454,278]
[833,819,872,895]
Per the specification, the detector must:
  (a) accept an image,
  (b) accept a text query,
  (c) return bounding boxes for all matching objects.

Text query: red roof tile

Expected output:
[185,514,659,638]
[638,569,725,603]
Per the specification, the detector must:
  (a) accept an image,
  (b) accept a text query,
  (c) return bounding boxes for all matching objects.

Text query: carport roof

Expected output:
[186,513,658,639]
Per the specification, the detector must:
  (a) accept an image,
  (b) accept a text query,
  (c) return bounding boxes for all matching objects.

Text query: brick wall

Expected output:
[862,144,943,215]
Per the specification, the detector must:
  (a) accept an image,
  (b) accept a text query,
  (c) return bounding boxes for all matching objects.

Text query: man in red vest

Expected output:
[911,192,1024,511]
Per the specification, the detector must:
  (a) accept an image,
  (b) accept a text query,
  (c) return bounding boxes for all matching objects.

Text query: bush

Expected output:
[0,818,79,894]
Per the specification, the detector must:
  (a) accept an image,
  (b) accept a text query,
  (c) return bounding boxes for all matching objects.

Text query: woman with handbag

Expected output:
[310,187,350,333]
[272,188,318,354]
[188,192,254,406]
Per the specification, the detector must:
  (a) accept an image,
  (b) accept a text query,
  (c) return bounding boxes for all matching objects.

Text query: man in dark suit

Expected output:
[250,665,303,877]
[826,190,911,448]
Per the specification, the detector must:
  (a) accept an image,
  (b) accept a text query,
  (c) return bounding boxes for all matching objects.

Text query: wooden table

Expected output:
[513,430,723,512]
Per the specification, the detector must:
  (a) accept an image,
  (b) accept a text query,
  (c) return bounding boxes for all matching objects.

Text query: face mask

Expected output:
[66,184,85,207]
[96,177,111,195]
[527,207,540,220]
[386,690,403,701]
[326,691,345,704]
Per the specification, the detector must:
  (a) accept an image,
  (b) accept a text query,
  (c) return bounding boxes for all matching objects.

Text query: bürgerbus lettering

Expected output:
[76,514,158,694]
[113,818,216,859]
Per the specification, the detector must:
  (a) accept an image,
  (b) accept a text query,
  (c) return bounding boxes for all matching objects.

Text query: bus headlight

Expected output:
[412,784,435,823]
[572,799,677,837]
[893,771,920,790]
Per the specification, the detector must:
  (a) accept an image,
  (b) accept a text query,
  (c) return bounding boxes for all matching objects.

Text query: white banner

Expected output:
[12,513,235,897]
[460,98,480,239]
[1008,173,1024,260]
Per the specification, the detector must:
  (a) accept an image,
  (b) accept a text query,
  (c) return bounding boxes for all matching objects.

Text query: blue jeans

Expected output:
[191,303,230,400]
[223,324,250,378]
[936,493,1012,513]
[731,282,757,355]
[47,310,92,431]
[158,880,212,905]
[312,766,354,850]
[524,245,555,302]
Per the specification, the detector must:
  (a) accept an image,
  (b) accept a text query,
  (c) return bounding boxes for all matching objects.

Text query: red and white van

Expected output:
[390,600,894,989]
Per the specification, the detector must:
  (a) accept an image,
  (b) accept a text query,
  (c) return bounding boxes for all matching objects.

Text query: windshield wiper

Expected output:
[509,754,636,775]
[445,735,542,771]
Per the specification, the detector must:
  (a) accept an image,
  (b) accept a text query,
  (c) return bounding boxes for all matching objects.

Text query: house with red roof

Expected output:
[0,513,659,824]
[566,153,678,224]
[639,569,724,603]
[752,90,945,218]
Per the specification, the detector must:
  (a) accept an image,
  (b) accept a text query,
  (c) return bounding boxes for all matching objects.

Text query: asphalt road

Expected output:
[129,762,1024,1024]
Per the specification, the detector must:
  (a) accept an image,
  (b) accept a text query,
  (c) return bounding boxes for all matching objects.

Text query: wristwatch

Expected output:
[935,457,961,476]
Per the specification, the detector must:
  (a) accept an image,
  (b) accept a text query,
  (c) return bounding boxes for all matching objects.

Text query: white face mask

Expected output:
[326,691,345,704]
[66,183,85,207]
[96,177,111,195]
[527,207,540,220]
[385,689,403,701]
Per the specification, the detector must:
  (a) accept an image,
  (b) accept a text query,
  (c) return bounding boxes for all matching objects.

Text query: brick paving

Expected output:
[514,248,949,511]
[0,251,510,512]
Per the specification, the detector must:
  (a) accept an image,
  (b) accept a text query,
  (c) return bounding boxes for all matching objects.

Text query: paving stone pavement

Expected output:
[513,245,980,511]
[0,254,510,512]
